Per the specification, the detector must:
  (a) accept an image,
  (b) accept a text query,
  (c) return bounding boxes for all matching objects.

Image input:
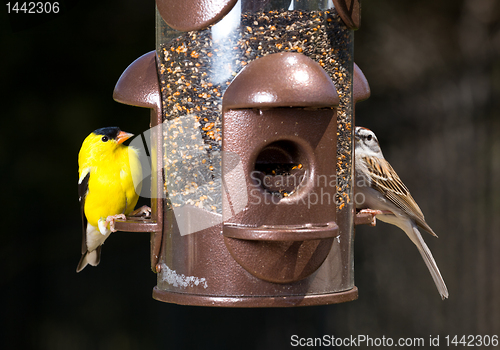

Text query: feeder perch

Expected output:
[112,0,371,307]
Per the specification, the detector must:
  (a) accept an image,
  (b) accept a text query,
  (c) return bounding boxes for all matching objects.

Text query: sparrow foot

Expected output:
[105,214,127,232]
[358,209,393,226]
[128,205,152,218]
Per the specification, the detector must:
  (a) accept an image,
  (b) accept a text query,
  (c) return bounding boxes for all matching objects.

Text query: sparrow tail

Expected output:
[411,225,449,300]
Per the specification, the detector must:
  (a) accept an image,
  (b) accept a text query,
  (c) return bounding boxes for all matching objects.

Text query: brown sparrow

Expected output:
[355,126,448,299]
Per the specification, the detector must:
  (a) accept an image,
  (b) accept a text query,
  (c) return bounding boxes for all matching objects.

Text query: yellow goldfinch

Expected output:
[77,127,143,272]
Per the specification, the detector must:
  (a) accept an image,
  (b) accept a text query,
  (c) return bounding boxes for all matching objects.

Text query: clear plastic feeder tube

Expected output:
[155,0,355,296]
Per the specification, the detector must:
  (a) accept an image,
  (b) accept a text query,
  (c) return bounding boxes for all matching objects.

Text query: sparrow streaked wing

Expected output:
[361,155,437,237]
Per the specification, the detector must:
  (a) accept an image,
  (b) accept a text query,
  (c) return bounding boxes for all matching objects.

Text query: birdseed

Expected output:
[157,8,353,213]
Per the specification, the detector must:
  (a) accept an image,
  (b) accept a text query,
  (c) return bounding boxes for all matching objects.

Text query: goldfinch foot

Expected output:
[128,205,151,218]
[105,214,127,232]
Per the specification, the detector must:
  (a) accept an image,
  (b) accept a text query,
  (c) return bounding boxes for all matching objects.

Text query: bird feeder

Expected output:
[112,0,371,307]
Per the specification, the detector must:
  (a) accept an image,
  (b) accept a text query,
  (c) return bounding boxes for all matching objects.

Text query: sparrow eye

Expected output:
[367,135,372,141]
[101,136,109,142]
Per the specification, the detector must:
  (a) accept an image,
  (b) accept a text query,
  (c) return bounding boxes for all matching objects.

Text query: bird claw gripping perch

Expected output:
[104,214,127,233]
[358,209,393,226]
[127,205,152,219]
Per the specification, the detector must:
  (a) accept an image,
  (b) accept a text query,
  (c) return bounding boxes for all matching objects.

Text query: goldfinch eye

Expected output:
[101,136,109,142]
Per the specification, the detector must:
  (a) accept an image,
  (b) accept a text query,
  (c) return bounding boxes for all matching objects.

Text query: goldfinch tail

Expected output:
[76,246,101,272]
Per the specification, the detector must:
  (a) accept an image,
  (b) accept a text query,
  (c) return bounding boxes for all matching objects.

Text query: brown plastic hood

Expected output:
[223,52,340,110]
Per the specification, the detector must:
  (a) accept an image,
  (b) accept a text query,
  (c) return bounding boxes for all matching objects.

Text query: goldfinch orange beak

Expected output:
[117,131,134,144]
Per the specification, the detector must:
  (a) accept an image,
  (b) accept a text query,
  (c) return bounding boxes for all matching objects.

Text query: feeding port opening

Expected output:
[253,140,308,198]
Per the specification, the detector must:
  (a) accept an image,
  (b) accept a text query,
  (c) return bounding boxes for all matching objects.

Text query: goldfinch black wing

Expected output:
[78,169,90,254]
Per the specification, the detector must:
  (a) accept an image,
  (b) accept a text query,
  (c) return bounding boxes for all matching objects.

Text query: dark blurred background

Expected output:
[1,0,499,349]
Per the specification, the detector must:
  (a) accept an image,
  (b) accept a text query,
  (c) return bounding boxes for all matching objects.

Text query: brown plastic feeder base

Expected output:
[152,286,358,307]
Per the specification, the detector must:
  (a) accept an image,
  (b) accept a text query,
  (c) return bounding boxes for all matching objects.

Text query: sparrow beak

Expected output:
[117,131,134,144]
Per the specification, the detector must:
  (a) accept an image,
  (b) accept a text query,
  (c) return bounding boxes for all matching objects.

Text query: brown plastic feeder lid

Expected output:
[223,52,339,110]
[156,0,237,31]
